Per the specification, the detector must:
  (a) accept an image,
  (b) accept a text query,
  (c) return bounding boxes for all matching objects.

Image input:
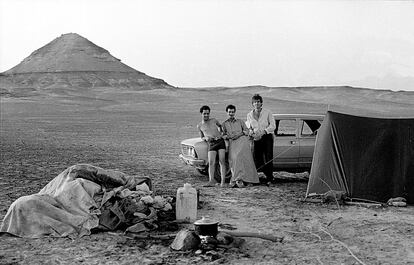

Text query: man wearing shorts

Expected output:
[197,105,226,187]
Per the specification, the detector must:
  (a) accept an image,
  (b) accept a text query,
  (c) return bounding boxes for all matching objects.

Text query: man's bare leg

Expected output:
[218,149,226,187]
[207,150,217,185]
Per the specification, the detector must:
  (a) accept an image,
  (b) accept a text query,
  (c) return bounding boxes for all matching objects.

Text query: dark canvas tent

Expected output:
[306,111,414,204]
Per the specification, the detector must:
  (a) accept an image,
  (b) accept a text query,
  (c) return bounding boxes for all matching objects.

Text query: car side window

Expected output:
[301,120,322,136]
[275,119,296,136]
[301,121,314,136]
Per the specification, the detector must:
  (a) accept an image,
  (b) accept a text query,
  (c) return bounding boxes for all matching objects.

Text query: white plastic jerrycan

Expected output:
[176,183,198,223]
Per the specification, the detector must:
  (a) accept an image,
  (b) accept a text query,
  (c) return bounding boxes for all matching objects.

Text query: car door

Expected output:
[298,119,322,166]
[273,118,300,167]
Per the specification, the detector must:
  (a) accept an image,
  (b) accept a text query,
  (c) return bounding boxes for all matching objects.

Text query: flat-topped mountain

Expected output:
[0,33,172,95]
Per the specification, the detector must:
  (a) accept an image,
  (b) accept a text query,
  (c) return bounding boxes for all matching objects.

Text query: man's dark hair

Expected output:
[200,105,211,113]
[226,104,236,112]
[252,94,263,103]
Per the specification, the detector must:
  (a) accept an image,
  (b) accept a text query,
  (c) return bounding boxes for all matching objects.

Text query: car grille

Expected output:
[181,145,196,158]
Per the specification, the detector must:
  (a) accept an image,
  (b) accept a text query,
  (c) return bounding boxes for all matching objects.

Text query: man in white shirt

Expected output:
[246,94,276,185]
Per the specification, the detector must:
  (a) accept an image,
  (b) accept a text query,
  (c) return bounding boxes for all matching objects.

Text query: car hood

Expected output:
[181,137,203,146]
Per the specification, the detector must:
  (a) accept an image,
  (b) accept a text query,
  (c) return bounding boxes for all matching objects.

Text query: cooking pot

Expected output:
[194,216,219,237]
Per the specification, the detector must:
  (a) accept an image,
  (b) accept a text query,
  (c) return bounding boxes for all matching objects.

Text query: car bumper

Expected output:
[179,154,206,169]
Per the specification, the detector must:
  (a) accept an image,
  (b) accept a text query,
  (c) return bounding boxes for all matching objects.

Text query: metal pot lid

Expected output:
[194,216,218,225]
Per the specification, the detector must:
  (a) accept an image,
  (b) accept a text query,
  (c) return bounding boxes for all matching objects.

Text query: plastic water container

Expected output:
[176,183,198,223]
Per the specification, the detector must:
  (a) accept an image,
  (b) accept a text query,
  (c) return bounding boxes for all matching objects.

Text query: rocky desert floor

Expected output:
[1,88,413,265]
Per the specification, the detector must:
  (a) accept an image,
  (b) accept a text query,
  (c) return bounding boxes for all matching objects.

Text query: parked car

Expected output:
[179,114,324,180]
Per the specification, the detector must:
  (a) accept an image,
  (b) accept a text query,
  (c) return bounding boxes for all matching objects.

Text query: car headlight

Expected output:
[182,145,197,158]
[189,147,196,157]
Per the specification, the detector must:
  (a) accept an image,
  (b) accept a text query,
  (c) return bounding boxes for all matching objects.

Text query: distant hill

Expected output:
[218,85,414,106]
[0,33,172,96]
[179,85,414,117]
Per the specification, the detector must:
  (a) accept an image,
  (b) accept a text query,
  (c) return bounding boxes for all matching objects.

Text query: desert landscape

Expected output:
[1,33,414,264]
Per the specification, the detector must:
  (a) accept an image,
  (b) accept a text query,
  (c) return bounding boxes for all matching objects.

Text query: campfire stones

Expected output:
[170,228,242,253]
[170,229,201,251]
[216,232,234,245]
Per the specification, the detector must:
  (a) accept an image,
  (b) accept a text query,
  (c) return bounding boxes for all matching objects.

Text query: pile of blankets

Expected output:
[0,164,173,238]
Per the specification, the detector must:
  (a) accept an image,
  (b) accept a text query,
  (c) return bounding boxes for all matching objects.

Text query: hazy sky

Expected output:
[1,0,414,91]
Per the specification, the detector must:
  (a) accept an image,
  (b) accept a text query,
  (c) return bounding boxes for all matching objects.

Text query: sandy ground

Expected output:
[1,88,413,265]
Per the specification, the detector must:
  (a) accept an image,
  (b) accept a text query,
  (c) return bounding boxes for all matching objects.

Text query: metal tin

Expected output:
[194,217,219,237]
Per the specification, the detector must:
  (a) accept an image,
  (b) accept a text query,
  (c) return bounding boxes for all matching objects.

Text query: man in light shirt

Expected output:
[246,94,276,185]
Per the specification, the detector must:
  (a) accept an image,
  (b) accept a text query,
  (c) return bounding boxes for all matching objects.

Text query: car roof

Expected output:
[272,114,325,119]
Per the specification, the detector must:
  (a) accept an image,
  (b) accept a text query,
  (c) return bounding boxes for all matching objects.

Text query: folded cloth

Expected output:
[0,164,151,238]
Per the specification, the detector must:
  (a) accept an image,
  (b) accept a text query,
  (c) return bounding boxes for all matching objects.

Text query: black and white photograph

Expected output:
[1,0,413,264]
